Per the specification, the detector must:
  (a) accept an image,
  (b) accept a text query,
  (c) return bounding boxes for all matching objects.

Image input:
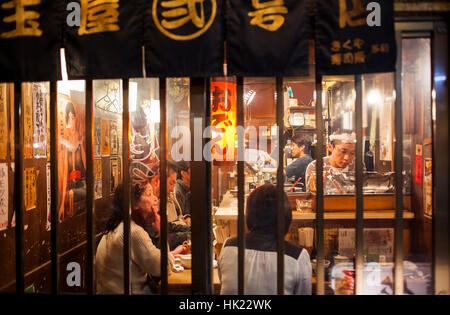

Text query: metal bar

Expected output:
[85,79,95,295]
[49,81,59,295]
[122,78,131,295]
[236,76,245,295]
[159,78,168,295]
[394,31,404,295]
[190,78,213,294]
[432,20,449,295]
[276,77,285,295]
[314,72,325,295]
[204,78,213,294]
[354,75,364,295]
[14,82,24,294]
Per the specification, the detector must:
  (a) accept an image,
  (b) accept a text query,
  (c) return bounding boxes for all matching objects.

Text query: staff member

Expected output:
[305,132,356,195]
[267,135,313,192]
[284,135,313,191]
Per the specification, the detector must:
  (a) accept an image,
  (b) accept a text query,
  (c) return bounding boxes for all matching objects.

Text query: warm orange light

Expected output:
[211,81,237,162]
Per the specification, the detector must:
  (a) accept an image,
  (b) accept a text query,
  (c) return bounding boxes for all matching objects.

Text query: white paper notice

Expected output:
[0,163,8,231]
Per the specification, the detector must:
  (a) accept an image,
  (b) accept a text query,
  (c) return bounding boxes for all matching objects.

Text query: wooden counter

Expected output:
[168,268,221,294]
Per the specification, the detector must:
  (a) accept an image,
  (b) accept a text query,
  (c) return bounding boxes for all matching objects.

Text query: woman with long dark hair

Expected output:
[95,182,187,294]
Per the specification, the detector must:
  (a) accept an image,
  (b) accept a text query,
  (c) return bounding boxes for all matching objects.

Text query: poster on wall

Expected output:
[130,101,160,185]
[110,158,121,193]
[339,228,394,261]
[33,83,48,158]
[424,159,432,219]
[110,121,119,156]
[57,93,86,222]
[94,159,102,200]
[94,81,122,114]
[94,117,102,157]
[24,168,37,211]
[0,163,8,231]
[46,163,51,231]
[101,120,110,157]
[23,85,34,159]
[0,84,7,160]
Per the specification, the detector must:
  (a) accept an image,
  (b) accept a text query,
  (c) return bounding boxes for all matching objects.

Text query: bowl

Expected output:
[180,254,192,269]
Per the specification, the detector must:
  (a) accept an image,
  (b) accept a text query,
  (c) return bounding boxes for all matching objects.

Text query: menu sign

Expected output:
[315,0,396,75]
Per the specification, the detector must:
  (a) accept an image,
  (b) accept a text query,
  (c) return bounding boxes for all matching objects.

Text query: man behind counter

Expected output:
[284,135,313,191]
[305,132,356,195]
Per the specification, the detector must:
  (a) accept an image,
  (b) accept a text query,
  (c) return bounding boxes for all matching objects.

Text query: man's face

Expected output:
[167,169,177,194]
[329,142,356,168]
[291,143,304,158]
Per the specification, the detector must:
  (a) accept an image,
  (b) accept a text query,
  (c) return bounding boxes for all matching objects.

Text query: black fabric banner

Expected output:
[227,0,309,77]
[0,0,63,82]
[64,0,143,79]
[144,0,223,77]
[315,0,396,75]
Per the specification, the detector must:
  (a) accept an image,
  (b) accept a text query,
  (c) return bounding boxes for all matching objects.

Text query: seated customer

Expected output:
[146,163,191,250]
[305,132,356,195]
[218,184,312,295]
[95,182,187,294]
[174,160,191,225]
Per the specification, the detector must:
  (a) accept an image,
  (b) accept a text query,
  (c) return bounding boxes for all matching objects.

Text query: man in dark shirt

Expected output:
[284,135,313,191]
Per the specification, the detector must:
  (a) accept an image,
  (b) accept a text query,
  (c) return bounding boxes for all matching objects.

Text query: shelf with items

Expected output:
[288,106,315,111]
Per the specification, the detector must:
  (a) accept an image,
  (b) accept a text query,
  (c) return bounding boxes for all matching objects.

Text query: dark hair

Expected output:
[103,182,147,233]
[65,103,76,125]
[292,134,312,155]
[176,160,189,179]
[246,184,292,235]
[167,160,178,175]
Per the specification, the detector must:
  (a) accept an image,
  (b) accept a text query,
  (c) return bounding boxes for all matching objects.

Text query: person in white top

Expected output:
[218,184,312,295]
[95,182,187,294]
[305,132,357,195]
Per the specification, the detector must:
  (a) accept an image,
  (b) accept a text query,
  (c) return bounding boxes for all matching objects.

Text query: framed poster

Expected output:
[101,119,110,157]
[57,93,86,221]
[339,228,394,261]
[110,158,121,193]
[94,159,102,200]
